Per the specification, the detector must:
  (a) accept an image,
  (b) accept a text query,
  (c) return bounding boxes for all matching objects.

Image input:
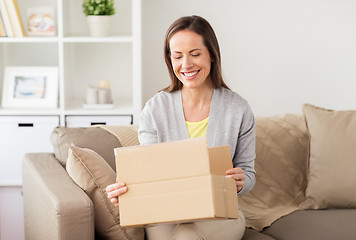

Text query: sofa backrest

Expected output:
[239,114,310,229]
[50,126,122,170]
[256,113,309,199]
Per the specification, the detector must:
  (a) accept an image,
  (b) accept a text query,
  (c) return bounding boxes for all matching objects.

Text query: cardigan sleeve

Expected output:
[138,102,158,145]
[235,103,256,195]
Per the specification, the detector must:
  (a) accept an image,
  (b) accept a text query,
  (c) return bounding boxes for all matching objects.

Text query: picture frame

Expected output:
[27,7,56,36]
[1,67,59,108]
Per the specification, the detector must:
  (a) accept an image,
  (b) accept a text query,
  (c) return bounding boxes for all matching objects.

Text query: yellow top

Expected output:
[185,117,209,138]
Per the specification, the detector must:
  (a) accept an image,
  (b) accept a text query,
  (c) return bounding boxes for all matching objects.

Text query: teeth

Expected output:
[184,71,198,77]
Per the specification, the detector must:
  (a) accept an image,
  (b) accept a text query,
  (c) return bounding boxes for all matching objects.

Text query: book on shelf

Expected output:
[4,0,24,37]
[0,0,13,37]
[0,10,7,37]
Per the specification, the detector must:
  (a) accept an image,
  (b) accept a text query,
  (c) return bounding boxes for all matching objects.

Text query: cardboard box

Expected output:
[115,137,238,227]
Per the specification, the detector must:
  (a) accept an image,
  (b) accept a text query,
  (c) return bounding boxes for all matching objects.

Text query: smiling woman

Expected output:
[106,15,256,240]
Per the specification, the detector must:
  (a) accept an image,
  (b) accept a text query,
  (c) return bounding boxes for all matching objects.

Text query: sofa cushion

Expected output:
[262,209,356,240]
[50,126,121,169]
[302,104,356,209]
[66,145,144,240]
[239,114,309,231]
[242,229,276,240]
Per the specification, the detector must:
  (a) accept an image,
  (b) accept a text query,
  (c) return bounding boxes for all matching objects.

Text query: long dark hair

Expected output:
[162,15,230,92]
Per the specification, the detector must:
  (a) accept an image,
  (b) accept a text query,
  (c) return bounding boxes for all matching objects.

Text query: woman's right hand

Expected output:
[106,181,128,207]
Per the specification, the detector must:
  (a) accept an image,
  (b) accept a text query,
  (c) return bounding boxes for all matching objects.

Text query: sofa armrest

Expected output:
[22,153,95,240]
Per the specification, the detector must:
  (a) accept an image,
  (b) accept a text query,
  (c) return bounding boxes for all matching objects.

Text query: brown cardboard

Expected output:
[115,137,238,227]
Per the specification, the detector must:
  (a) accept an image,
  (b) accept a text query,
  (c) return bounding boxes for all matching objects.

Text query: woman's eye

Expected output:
[173,56,182,60]
[192,53,200,57]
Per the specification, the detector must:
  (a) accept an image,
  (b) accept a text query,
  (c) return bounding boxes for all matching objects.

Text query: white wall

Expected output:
[142,0,356,116]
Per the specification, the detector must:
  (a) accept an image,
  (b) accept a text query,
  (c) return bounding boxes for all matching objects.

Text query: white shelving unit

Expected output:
[0,1,141,238]
[0,0,142,125]
[0,0,142,182]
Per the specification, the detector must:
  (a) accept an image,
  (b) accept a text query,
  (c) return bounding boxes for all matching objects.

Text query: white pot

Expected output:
[87,15,112,37]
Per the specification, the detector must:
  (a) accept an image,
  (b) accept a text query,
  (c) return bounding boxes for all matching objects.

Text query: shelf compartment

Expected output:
[62,0,132,38]
[0,43,59,109]
[15,0,58,37]
[63,42,133,113]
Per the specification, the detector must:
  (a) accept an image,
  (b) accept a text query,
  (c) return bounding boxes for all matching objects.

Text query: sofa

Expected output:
[22,104,356,240]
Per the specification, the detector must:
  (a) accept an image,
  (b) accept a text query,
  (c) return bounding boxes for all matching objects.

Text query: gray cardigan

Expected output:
[138,87,256,195]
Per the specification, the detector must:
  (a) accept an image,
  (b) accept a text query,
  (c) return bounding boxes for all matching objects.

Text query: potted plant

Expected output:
[82,0,116,37]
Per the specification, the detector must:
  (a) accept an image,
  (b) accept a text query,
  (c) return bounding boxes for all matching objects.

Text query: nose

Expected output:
[182,56,193,69]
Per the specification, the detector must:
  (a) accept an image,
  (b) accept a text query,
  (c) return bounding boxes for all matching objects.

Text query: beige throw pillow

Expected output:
[66,145,144,240]
[302,104,356,209]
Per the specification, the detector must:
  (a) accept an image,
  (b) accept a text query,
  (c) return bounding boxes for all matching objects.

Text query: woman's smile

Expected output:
[181,70,200,79]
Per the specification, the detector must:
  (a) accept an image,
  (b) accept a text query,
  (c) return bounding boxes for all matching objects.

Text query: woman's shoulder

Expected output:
[215,87,255,122]
[215,87,249,107]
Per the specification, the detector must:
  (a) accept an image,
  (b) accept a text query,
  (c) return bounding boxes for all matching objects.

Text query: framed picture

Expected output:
[27,7,56,36]
[1,67,59,108]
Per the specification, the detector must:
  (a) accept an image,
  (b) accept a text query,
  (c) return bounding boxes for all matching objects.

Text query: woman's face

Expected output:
[169,30,212,90]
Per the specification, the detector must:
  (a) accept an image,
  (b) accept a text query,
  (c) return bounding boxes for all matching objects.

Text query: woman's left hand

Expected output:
[225,167,246,193]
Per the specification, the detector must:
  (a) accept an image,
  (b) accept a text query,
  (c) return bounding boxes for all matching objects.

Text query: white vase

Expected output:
[87,15,112,37]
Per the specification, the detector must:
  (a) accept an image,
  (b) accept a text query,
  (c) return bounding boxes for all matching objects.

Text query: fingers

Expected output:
[106,182,128,207]
[225,167,245,192]
[235,180,244,192]
[110,196,120,207]
[225,172,246,181]
[107,186,128,199]
[106,181,125,192]
[106,182,127,193]
[226,168,245,180]
[226,167,244,176]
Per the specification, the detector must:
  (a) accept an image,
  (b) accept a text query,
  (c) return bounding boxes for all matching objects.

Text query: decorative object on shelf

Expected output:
[98,78,112,104]
[27,7,55,36]
[1,66,59,108]
[82,0,116,37]
[86,85,98,105]
[83,78,113,109]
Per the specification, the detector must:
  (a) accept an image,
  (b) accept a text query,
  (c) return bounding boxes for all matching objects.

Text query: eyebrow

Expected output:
[172,48,202,54]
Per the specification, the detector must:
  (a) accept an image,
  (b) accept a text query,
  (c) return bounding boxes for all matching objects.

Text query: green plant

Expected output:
[82,0,116,16]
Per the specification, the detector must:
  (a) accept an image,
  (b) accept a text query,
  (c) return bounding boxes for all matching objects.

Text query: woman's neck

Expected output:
[181,80,213,106]
[181,83,214,122]
[182,88,212,105]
